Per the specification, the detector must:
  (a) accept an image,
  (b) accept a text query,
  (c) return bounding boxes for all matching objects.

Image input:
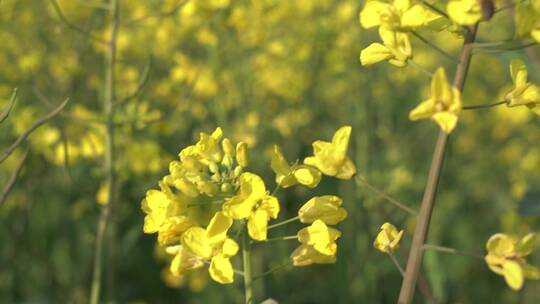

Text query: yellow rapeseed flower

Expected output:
[373,222,403,253]
[297,220,341,256]
[177,212,239,284]
[304,126,356,179]
[271,145,321,188]
[505,59,540,115]
[247,195,280,241]
[222,172,280,240]
[359,0,432,31]
[515,1,540,42]
[360,27,412,67]
[446,0,483,26]
[298,195,347,225]
[290,244,337,267]
[409,67,462,133]
[485,233,540,290]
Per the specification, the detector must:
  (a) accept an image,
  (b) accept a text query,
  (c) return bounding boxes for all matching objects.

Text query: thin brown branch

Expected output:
[115,55,153,106]
[49,0,107,44]
[1,88,18,124]
[0,150,28,207]
[0,98,69,163]
[398,24,479,304]
[124,0,188,26]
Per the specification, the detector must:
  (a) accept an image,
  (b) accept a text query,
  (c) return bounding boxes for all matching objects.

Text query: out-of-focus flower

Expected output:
[373,222,403,253]
[485,233,540,290]
[298,195,347,225]
[409,67,462,133]
[504,59,540,115]
[359,0,432,31]
[515,1,540,42]
[304,126,356,179]
[360,27,412,67]
[447,0,482,25]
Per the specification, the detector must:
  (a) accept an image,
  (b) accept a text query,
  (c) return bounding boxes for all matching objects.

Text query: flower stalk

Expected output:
[398,24,479,304]
[90,0,119,303]
[242,224,254,304]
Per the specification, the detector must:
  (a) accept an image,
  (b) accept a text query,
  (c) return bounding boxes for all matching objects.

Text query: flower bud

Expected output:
[292,165,322,188]
[174,178,199,197]
[220,183,233,193]
[233,165,243,178]
[222,138,235,157]
[236,142,249,167]
[208,161,219,174]
[298,195,347,225]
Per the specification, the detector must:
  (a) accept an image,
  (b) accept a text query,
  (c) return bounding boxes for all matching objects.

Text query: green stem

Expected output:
[251,235,297,244]
[463,100,507,110]
[408,59,433,78]
[90,1,118,304]
[388,252,405,277]
[242,225,253,304]
[423,244,484,259]
[356,176,418,216]
[267,216,300,230]
[253,261,293,281]
[420,0,449,19]
[411,31,457,63]
[398,24,479,304]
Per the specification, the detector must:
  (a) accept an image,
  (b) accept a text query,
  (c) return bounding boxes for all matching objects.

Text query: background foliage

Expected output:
[1,0,539,303]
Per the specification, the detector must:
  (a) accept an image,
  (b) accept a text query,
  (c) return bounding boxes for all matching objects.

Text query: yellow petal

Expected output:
[169,246,205,276]
[298,220,341,256]
[248,209,270,241]
[503,260,524,290]
[182,227,213,259]
[447,0,482,25]
[292,165,322,188]
[290,244,336,267]
[510,59,528,87]
[409,99,436,121]
[223,172,266,219]
[335,158,357,180]
[360,43,393,66]
[205,211,233,244]
[298,195,347,225]
[432,112,459,133]
[516,233,536,257]
[431,67,451,102]
[209,255,234,284]
[220,238,239,257]
[486,233,516,256]
[259,195,280,219]
[359,1,391,29]
[271,145,297,188]
[401,4,428,28]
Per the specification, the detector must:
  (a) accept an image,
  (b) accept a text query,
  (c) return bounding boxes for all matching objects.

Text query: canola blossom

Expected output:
[304,125,356,179]
[373,223,403,254]
[140,126,355,286]
[409,67,462,133]
[505,59,540,115]
[485,233,540,290]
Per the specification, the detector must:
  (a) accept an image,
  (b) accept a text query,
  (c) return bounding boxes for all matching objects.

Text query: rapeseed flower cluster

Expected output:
[142,126,355,284]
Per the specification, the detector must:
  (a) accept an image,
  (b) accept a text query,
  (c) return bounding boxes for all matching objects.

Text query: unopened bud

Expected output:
[236,142,249,167]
